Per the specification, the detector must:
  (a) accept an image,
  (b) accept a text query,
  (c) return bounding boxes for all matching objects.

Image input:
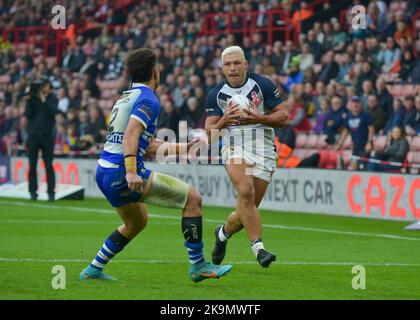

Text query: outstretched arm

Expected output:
[123,118,144,192]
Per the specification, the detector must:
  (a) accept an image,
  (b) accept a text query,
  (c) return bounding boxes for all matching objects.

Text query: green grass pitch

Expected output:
[0,197,419,300]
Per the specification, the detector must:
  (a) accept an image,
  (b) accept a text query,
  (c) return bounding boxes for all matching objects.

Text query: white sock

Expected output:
[251,240,265,257]
[218,225,229,242]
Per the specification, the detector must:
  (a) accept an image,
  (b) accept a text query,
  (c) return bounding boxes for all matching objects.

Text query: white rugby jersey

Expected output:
[205,73,283,153]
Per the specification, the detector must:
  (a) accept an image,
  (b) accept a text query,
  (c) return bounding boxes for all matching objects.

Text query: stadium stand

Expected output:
[0,0,419,173]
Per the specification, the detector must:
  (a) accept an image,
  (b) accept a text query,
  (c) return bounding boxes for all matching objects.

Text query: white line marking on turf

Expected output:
[0,257,419,267]
[0,219,178,225]
[1,200,420,242]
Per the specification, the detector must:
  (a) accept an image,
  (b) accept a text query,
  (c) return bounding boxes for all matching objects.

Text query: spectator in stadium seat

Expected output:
[318,51,339,84]
[261,57,276,77]
[331,20,347,53]
[291,1,314,35]
[184,97,203,131]
[394,21,414,45]
[56,88,69,114]
[313,96,329,134]
[376,77,393,114]
[325,95,347,144]
[402,96,417,136]
[285,57,303,93]
[384,98,404,134]
[281,40,297,74]
[413,96,420,134]
[172,75,191,110]
[367,94,387,133]
[366,4,388,35]
[321,22,334,52]
[356,63,377,96]
[298,43,314,73]
[68,87,81,110]
[366,126,409,172]
[377,37,401,73]
[271,41,286,74]
[286,95,311,132]
[313,80,326,114]
[306,29,323,63]
[336,96,374,170]
[336,53,353,85]
[360,80,375,111]
[157,99,181,135]
[399,50,416,81]
[86,107,107,143]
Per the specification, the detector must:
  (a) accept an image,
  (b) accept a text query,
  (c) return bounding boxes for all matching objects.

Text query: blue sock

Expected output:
[184,241,205,265]
[90,230,130,272]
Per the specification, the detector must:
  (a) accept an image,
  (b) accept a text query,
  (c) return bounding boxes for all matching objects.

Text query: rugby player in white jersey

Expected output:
[205,46,289,268]
[80,48,232,282]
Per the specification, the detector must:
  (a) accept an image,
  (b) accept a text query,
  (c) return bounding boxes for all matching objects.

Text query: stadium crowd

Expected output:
[0,0,419,171]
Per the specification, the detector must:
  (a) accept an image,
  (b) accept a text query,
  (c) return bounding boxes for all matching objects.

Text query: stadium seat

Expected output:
[305,134,318,149]
[373,135,387,152]
[341,150,352,167]
[295,134,308,149]
[409,136,420,151]
[316,134,328,149]
[306,149,319,157]
[343,135,353,149]
[292,148,307,160]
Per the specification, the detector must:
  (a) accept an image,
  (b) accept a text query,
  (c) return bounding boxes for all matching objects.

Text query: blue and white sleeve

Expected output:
[130,99,159,129]
[205,89,223,117]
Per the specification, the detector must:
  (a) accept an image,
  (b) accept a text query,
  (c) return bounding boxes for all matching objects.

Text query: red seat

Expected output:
[374,135,387,152]
[306,149,319,157]
[341,150,352,166]
[305,134,318,149]
[292,148,307,159]
[410,136,420,151]
[295,134,308,149]
[343,135,353,149]
[408,151,420,164]
[316,134,328,149]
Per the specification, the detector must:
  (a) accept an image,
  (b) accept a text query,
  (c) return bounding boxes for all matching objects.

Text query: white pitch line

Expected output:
[0,219,178,225]
[1,200,420,242]
[0,257,419,267]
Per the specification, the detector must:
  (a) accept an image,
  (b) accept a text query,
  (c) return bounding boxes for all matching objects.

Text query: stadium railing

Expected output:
[2,26,67,62]
[200,9,292,45]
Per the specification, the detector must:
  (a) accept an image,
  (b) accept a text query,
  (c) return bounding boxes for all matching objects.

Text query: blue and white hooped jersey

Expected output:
[98,83,160,169]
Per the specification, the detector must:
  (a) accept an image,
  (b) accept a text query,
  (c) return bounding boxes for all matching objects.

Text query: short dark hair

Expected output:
[125,48,157,83]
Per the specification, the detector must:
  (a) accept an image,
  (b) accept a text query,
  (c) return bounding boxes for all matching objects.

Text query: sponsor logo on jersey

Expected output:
[106,132,124,143]
[138,104,154,121]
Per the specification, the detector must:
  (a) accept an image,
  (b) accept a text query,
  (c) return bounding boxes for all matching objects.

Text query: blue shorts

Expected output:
[96,165,152,208]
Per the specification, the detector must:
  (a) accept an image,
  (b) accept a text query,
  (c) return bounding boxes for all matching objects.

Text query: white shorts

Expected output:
[221,144,278,183]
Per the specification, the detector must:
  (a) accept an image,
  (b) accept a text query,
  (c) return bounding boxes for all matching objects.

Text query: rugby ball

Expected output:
[228,94,251,115]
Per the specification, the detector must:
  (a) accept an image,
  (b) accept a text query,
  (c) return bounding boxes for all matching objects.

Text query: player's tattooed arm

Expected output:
[146,137,201,157]
[123,118,144,193]
[240,102,289,128]
[205,100,241,141]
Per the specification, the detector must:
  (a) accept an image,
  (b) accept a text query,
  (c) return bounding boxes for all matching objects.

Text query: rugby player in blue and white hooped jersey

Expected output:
[205,46,289,268]
[80,48,232,282]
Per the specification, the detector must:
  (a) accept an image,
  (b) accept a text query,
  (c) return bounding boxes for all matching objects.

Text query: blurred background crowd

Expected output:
[0,0,419,171]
